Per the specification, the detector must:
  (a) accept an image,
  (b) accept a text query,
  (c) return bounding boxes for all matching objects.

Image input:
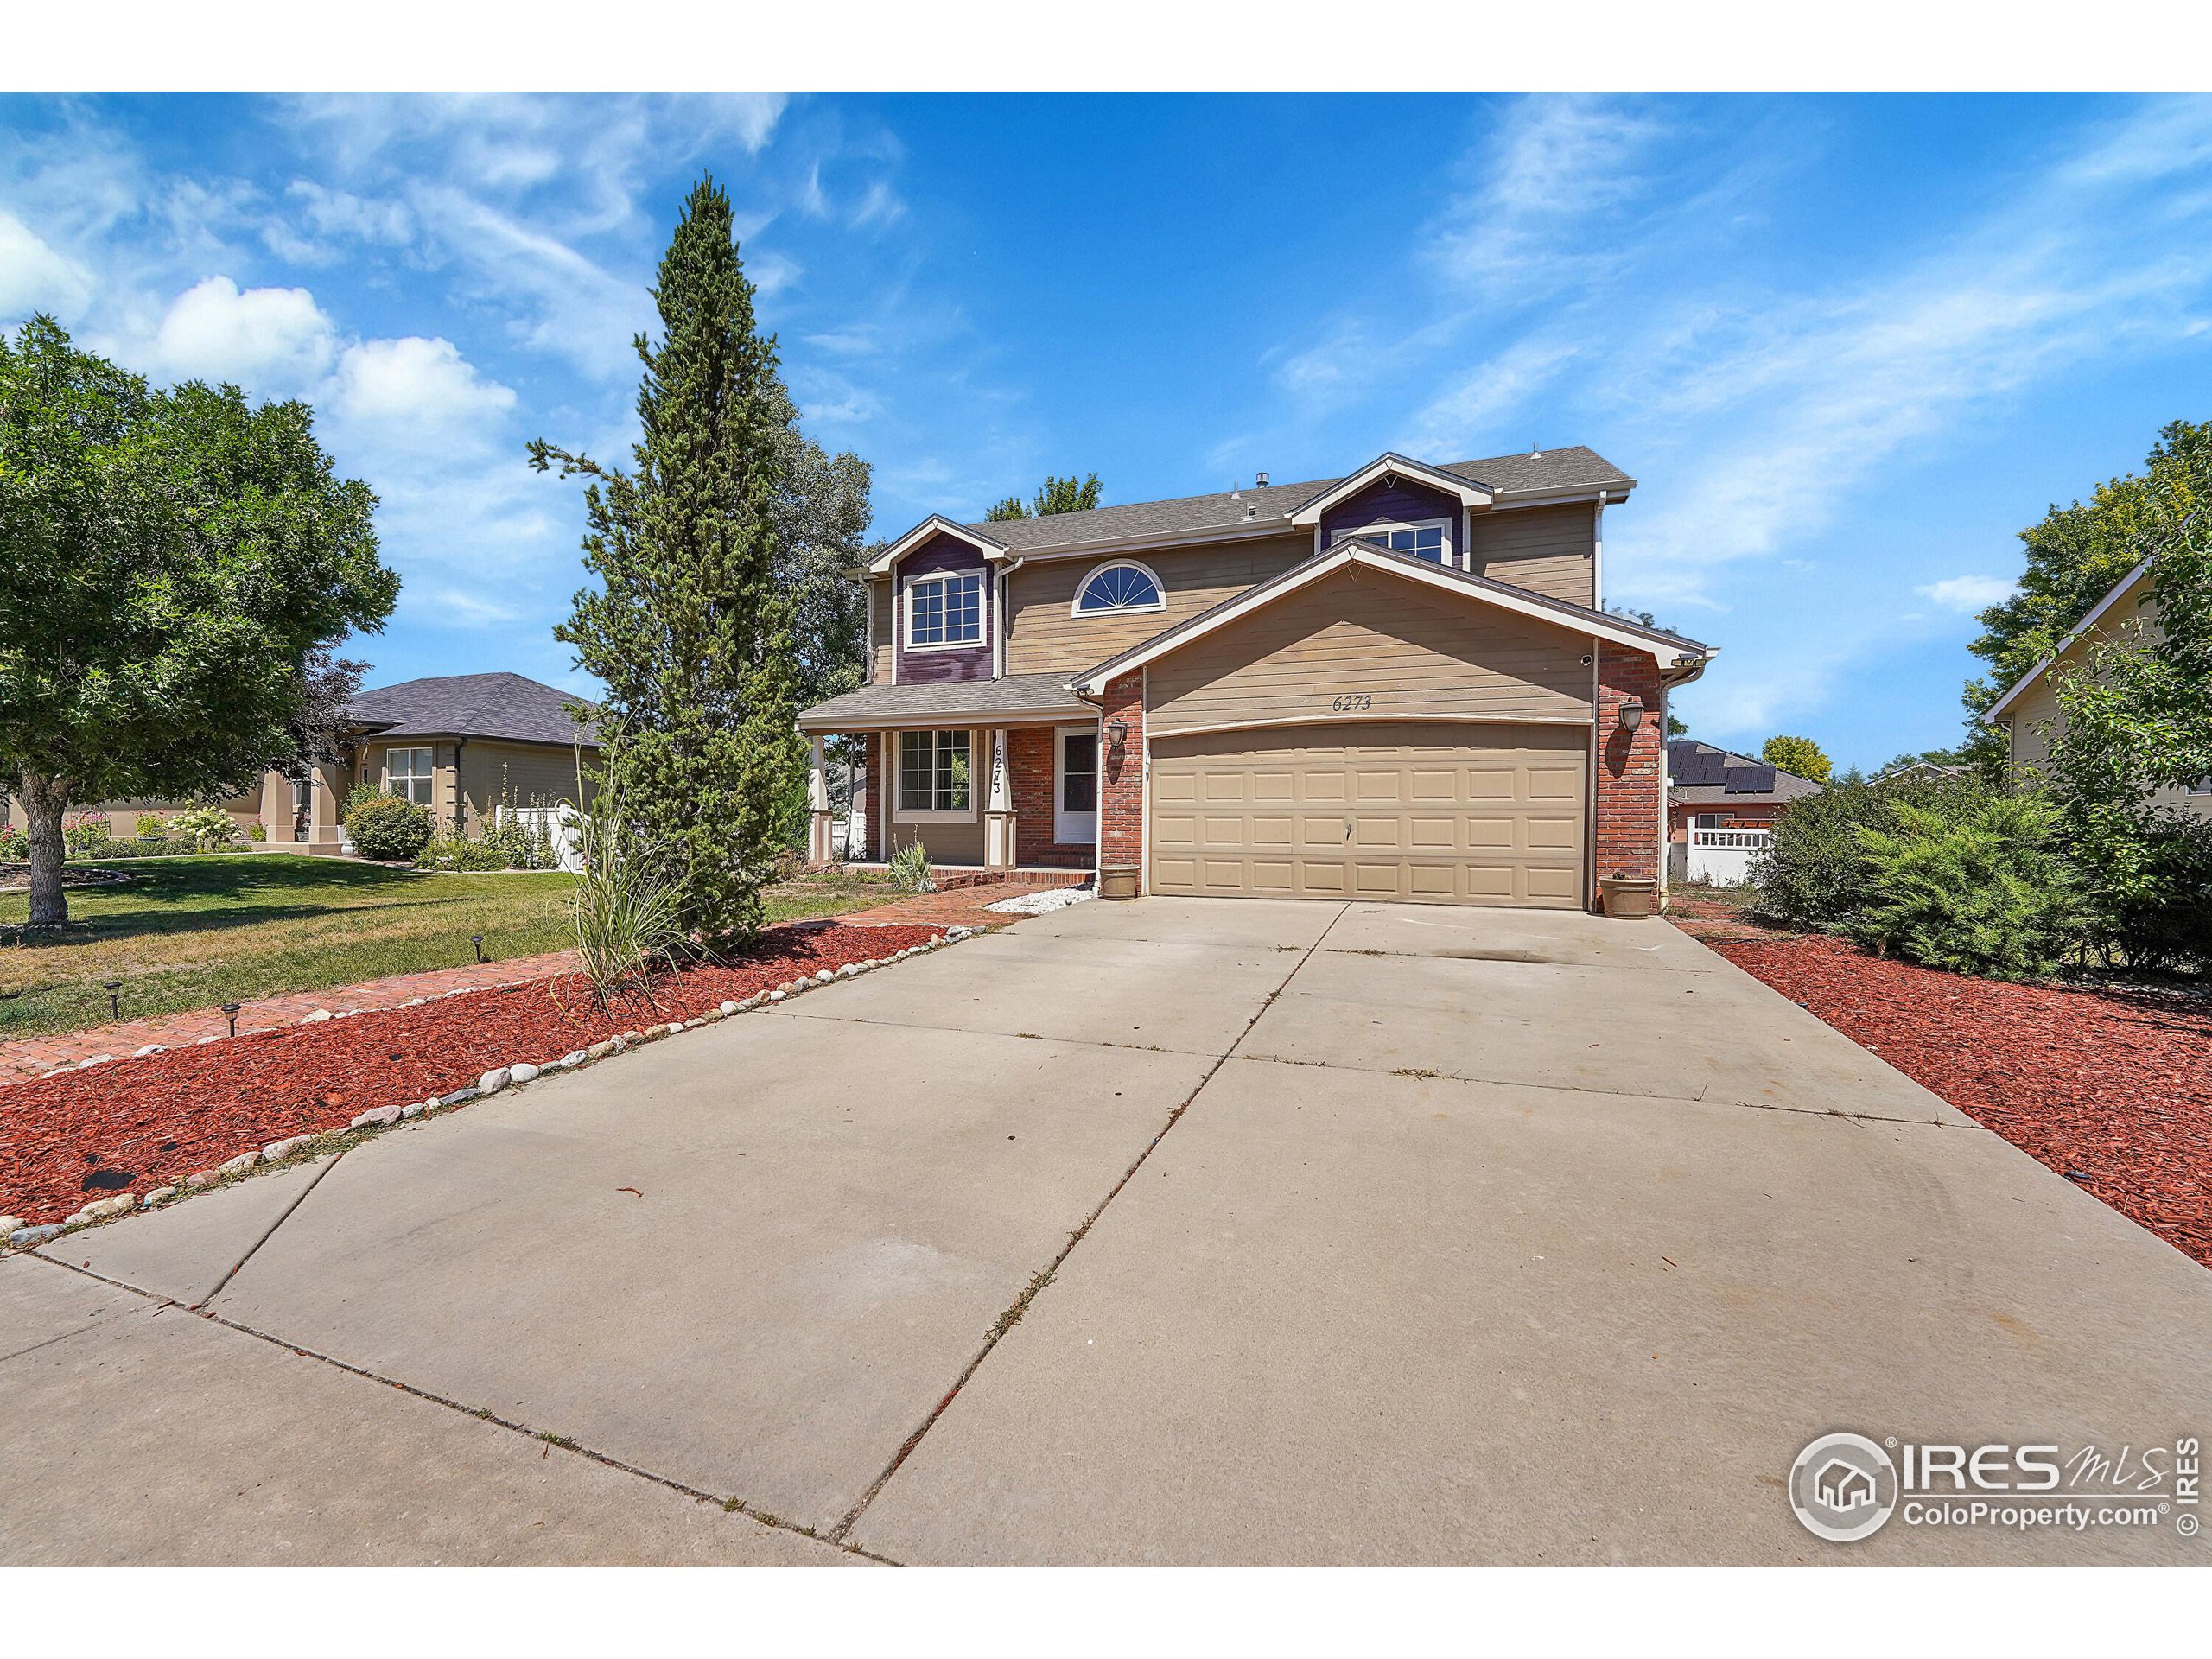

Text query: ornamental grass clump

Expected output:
[567,810,686,1007]
[888,839,933,893]
[1847,795,2086,981]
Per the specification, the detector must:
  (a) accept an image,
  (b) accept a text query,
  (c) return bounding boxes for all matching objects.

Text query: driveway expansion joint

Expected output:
[826,903,1353,1548]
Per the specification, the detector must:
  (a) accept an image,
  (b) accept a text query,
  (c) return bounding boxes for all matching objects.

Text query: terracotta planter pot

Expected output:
[1598,876,1657,919]
[1099,866,1141,902]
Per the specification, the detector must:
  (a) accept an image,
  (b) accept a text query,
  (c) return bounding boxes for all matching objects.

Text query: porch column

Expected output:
[983,727,1017,871]
[807,734,835,865]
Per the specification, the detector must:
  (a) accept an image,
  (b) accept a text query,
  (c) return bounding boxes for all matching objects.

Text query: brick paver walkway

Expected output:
[0,950,582,1088]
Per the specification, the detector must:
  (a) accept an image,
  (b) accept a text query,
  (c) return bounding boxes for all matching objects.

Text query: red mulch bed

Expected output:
[1705,930,2212,1268]
[0,919,941,1228]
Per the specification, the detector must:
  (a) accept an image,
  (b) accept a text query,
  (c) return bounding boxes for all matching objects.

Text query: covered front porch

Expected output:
[798,674,1104,878]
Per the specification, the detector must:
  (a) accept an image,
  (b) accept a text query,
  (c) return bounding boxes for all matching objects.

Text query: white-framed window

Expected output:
[384,746,435,806]
[906,571,983,650]
[1071,560,1166,616]
[896,729,974,818]
[1333,518,1452,565]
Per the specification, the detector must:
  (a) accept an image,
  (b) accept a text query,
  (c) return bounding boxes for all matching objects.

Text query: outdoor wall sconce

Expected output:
[1106,720,1128,750]
[1617,697,1644,732]
[104,979,123,1018]
[220,1001,241,1038]
[471,933,487,964]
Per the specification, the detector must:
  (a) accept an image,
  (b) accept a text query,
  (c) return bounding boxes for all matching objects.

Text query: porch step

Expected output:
[930,868,1090,891]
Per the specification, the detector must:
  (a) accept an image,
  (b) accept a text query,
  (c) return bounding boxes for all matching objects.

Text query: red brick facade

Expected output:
[1097,671,1145,889]
[1008,726,1097,868]
[1593,643,1663,901]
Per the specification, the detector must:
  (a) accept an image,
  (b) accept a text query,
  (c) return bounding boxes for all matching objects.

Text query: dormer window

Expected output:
[1334,518,1452,565]
[1072,560,1166,616]
[906,571,983,649]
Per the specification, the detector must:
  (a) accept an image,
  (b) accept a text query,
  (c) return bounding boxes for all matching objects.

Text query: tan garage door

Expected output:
[1148,721,1586,908]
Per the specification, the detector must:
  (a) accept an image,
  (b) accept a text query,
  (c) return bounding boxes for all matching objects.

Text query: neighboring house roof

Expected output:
[868,447,1636,564]
[797,671,1091,732]
[1982,559,2153,721]
[346,672,600,747]
[1068,539,1713,696]
[1667,740,1823,806]
[1872,760,1968,785]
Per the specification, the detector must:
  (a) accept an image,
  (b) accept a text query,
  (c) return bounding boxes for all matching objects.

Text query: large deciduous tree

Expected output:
[1760,734,1833,784]
[530,176,800,943]
[0,317,395,926]
[985,471,1102,521]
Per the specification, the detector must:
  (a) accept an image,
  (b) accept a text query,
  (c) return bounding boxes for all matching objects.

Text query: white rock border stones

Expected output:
[3,922,986,1251]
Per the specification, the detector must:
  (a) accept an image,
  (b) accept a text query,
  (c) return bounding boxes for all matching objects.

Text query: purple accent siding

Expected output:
[893,532,995,683]
[1319,478,1465,558]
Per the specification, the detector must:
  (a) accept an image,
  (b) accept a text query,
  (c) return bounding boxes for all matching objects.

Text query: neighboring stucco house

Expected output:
[798,448,1717,912]
[1983,561,2212,819]
[10,672,598,849]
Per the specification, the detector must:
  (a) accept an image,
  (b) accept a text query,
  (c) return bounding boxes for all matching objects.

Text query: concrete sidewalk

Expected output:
[5,898,2207,1565]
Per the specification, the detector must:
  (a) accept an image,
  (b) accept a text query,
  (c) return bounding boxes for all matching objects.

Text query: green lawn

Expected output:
[0,854,908,1040]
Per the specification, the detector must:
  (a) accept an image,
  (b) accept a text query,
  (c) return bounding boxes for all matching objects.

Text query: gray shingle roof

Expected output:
[1668,740,1822,805]
[963,447,1634,554]
[798,672,1091,730]
[346,672,600,747]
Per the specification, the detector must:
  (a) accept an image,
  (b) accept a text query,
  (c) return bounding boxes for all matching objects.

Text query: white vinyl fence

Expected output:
[1687,826,1770,887]
[498,804,585,874]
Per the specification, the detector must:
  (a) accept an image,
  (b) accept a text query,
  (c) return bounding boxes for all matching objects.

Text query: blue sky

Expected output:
[4,92,2210,769]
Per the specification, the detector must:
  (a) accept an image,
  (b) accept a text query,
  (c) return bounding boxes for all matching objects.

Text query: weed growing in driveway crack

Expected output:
[537,1432,575,1447]
[990,1267,1057,1340]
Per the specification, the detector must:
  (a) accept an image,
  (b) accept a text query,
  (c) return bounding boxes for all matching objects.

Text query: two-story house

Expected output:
[797,448,1716,912]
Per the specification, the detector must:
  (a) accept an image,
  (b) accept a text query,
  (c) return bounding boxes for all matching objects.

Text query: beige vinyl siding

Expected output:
[1003,534,1312,677]
[1467,503,1596,607]
[883,727,986,865]
[458,739,594,832]
[869,579,894,682]
[2002,593,2212,820]
[1146,566,1593,736]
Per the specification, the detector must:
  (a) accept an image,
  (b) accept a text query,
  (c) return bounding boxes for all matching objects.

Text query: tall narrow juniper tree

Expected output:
[530,178,801,942]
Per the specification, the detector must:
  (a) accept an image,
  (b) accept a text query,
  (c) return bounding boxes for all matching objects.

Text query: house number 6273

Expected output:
[1329,693,1374,712]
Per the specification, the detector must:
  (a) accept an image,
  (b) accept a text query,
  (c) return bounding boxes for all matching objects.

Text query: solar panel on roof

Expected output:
[1724,766,1777,793]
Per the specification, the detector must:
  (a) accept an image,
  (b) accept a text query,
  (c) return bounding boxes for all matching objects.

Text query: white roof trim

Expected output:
[1070,542,1708,695]
[1982,559,2152,721]
[864,514,1008,577]
[1287,453,1491,526]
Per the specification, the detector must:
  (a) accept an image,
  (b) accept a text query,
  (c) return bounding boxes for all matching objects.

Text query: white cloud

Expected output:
[0,208,93,320]
[1916,575,2014,613]
[329,335,516,450]
[148,275,337,391]
[1404,337,1579,457]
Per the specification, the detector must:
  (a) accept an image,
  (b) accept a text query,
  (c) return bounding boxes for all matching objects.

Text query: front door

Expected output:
[1056,728,1099,845]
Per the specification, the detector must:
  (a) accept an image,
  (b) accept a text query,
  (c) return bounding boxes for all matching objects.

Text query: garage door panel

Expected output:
[1150,721,1586,910]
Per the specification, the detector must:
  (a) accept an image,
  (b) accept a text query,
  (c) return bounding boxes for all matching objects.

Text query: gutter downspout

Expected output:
[1592,488,1608,609]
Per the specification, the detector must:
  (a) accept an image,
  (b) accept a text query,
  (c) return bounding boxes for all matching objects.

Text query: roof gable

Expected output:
[1288,454,1491,526]
[1983,558,2153,721]
[865,514,1008,577]
[1070,541,1713,694]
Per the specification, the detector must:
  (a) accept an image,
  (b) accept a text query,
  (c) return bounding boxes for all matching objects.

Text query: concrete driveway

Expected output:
[5,898,2207,1565]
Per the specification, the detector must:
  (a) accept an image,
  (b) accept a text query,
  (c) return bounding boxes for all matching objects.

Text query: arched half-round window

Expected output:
[1072,560,1165,616]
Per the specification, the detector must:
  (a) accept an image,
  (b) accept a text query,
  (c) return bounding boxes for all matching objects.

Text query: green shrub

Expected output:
[1751,773,1998,931]
[61,814,108,854]
[247,821,269,842]
[68,836,205,860]
[168,805,240,849]
[888,839,933,893]
[345,793,434,862]
[135,812,171,839]
[0,824,27,860]
[2061,799,2212,974]
[1847,796,2086,980]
